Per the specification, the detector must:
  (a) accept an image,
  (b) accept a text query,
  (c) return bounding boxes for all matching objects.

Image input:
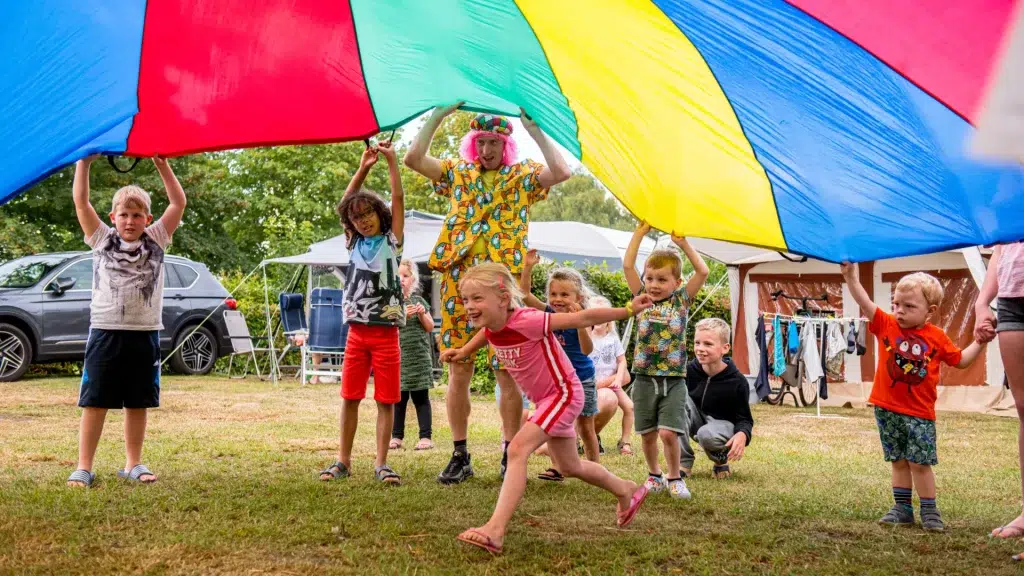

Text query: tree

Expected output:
[531,172,637,231]
[0,154,246,268]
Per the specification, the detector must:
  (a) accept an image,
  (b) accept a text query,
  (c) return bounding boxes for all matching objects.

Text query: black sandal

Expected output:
[538,468,564,482]
[375,465,401,485]
[712,464,731,479]
[320,461,350,481]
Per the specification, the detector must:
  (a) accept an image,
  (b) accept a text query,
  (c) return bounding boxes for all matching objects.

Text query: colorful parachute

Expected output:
[4,0,1024,262]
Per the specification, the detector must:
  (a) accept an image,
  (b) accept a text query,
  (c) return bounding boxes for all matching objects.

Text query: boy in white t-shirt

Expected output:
[66,155,186,488]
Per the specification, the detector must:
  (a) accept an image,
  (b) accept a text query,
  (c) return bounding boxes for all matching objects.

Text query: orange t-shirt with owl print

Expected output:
[867,308,962,421]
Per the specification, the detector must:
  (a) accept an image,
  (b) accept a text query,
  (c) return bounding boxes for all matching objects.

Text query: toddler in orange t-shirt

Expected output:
[841,263,990,532]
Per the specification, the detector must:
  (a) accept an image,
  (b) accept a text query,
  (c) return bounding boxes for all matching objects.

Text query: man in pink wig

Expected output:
[405,103,571,484]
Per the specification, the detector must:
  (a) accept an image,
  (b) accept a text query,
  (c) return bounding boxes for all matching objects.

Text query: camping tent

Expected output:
[263,212,657,319]
[685,238,1014,417]
[266,211,656,270]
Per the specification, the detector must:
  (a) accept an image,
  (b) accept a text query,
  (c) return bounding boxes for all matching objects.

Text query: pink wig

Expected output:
[459,130,518,166]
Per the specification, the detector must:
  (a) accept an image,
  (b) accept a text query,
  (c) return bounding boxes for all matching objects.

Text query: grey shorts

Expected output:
[998,297,1024,332]
[631,375,688,434]
[580,378,598,417]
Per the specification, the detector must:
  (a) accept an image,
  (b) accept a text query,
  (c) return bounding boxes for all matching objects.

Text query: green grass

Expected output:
[1,376,1023,575]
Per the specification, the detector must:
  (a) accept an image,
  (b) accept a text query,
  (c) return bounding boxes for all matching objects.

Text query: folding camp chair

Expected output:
[303,287,347,384]
[276,292,308,379]
[223,310,273,379]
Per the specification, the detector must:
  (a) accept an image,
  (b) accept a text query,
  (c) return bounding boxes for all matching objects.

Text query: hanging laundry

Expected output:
[754,315,771,400]
[799,321,825,385]
[772,316,786,376]
[825,321,846,379]
[787,319,800,355]
[856,320,867,356]
[846,320,858,354]
[819,323,829,400]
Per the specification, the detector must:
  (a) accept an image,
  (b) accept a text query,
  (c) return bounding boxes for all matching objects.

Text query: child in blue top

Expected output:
[521,250,600,480]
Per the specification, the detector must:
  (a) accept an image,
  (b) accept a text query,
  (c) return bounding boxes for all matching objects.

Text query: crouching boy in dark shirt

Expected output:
[680,318,754,479]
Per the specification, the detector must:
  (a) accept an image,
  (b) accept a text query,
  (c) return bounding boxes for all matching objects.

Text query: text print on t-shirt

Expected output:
[494,346,523,369]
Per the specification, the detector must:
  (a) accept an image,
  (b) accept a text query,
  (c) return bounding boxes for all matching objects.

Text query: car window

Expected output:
[163,264,182,288]
[172,264,199,288]
[52,258,93,291]
[0,255,67,288]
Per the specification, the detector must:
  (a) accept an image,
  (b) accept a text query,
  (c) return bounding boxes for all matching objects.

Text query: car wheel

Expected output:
[169,325,217,375]
[0,323,32,382]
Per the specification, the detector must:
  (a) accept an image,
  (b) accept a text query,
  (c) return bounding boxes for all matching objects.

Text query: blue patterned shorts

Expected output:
[874,406,938,465]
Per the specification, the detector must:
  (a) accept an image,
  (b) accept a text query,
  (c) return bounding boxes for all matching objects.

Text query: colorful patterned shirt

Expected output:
[342,232,406,327]
[430,158,550,274]
[632,287,691,377]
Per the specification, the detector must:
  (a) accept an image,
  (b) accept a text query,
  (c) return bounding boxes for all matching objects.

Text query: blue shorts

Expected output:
[580,378,598,417]
[79,329,161,409]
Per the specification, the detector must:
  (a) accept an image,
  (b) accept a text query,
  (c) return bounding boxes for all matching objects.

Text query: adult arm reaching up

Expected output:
[404,102,464,181]
[519,108,571,188]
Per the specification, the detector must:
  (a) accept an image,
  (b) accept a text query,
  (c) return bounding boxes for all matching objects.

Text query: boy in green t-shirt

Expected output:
[623,222,709,500]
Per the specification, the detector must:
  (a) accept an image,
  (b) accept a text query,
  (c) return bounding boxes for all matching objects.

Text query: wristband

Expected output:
[625,302,634,316]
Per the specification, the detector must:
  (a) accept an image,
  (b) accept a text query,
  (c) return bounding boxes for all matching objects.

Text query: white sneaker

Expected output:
[669,478,691,500]
[644,474,667,493]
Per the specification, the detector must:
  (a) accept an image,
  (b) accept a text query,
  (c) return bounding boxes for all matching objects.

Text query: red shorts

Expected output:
[340,324,400,404]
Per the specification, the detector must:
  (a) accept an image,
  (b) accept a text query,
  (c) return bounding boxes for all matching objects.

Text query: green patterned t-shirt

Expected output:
[631,287,690,377]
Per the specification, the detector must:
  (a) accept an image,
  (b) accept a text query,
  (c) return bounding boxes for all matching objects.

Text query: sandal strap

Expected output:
[128,464,153,481]
[321,461,348,478]
[375,465,400,480]
[68,469,94,485]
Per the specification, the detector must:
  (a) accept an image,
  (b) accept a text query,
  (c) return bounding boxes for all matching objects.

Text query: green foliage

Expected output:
[532,173,636,231]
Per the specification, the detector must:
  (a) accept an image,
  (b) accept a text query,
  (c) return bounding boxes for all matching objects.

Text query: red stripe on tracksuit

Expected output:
[535,333,574,433]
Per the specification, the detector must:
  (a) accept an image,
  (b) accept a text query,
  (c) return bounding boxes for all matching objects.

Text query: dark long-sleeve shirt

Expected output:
[686,358,754,444]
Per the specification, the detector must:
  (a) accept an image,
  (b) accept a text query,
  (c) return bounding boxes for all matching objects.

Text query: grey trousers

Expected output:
[680,394,734,469]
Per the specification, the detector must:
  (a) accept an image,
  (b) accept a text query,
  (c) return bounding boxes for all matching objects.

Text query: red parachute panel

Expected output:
[127,0,378,156]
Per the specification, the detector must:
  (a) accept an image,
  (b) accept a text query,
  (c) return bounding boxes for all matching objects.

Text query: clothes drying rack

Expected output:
[762,310,866,420]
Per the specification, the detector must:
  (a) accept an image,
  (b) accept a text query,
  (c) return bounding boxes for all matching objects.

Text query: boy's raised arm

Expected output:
[73,156,103,238]
[378,143,404,246]
[153,157,186,236]
[840,262,878,319]
[623,223,649,296]
[673,235,709,300]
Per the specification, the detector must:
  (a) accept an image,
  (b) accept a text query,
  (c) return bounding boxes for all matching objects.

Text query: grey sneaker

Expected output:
[921,509,945,532]
[878,504,915,526]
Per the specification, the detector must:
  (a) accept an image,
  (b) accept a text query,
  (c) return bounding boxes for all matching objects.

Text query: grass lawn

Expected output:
[1,376,1023,575]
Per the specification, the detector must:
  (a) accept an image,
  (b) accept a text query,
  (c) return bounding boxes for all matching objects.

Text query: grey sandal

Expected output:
[320,461,350,481]
[117,464,156,483]
[67,469,95,487]
[375,465,401,485]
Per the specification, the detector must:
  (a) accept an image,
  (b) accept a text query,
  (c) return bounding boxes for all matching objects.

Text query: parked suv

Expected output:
[0,252,234,382]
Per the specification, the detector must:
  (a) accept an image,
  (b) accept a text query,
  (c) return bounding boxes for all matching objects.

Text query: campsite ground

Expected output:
[1,376,1022,575]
